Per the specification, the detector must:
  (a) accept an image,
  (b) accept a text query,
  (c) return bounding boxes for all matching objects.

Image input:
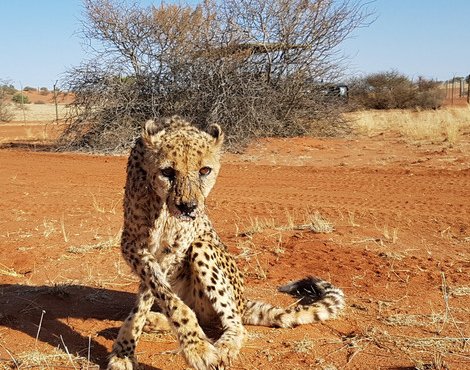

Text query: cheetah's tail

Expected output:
[242,276,345,328]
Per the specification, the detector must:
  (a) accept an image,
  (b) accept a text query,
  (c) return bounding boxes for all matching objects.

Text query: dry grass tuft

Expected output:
[239,216,277,236]
[67,230,121,254]
[0,263,24,277]
[291,337,314,353]
[239,210,334,236]
[4,348,97,369]
[91,193,120,214]
[378,251,406,260]
[347,210,360,227]
[41,218,56,238]
[296,211,334,233]
[450,286,470,297]
[234,240,267,280]
[384,313,446,328]
[348,107,470,145]
[382,225,399,244]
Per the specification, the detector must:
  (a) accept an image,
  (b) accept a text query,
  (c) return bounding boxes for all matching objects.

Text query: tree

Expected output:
[60,0,372,152]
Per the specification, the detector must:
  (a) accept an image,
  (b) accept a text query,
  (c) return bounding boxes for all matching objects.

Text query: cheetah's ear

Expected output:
[143,119,164,146]
[207,123,224,147]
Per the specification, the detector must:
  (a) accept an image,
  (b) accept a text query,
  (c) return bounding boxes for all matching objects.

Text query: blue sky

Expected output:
[342,0,470,81]
[0,0,469,89]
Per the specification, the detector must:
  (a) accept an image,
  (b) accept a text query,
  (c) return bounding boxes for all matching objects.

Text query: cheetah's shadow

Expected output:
[0,283,162,369]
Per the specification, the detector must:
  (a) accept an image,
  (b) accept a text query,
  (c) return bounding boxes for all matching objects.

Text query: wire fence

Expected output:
[444,76,470,105]
[1,82,71,123]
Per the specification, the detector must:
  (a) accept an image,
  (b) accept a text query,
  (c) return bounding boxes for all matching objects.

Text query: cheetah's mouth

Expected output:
[177,214,195,221]
[174,209,197,221]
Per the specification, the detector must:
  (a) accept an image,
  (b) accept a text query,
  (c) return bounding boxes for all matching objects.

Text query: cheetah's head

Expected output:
[142,116,224,221]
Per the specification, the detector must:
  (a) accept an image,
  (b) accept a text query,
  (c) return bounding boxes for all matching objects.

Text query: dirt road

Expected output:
[0,132,469,369]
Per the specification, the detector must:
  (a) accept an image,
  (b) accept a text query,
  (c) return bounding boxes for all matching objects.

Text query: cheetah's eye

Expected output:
[199,167,212,176]
[161,167,176,179]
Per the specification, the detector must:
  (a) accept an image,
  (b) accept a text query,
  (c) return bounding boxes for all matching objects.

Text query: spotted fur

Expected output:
[107,116,345,370]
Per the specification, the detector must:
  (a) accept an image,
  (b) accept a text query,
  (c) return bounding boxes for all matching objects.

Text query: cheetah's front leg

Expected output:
[109,252,223,370]
[147,259,224,370]
[108,284,154,370]
[190,242,246,366]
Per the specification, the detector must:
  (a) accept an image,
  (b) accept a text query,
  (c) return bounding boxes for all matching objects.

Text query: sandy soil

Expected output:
[0,124,469,369]
[8,91,74,105]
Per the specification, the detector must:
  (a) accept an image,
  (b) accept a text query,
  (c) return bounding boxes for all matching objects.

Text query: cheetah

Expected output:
[108,116,345,370]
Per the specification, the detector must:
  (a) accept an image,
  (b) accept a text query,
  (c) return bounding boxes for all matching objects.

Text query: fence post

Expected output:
[53,81,59,123]
[467,75,470,104]
[19,81,26,123]
[451,78,454,105]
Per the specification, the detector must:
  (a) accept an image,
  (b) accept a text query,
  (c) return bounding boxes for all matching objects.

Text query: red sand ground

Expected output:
[0,124,469,369]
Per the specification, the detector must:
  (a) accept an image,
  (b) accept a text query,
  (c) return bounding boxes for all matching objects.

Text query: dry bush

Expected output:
[0,100,13,122]
[349,71,445,110]
[0,81,14,122]
[58,0,372,152]
[12,92,30,105]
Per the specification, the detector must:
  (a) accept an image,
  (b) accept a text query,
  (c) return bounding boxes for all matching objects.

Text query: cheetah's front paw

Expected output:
[107,354,138,370]
[215,338,243,366]
[182,339,225,370]
[214,326,246,366]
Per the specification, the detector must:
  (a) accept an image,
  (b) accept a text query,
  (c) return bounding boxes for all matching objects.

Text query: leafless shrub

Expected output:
[349,71,445,110]
[58,0,371,152]
[0,80,14,122]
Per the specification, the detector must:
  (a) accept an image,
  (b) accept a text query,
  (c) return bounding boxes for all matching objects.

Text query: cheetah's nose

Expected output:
[176,201,198,218]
